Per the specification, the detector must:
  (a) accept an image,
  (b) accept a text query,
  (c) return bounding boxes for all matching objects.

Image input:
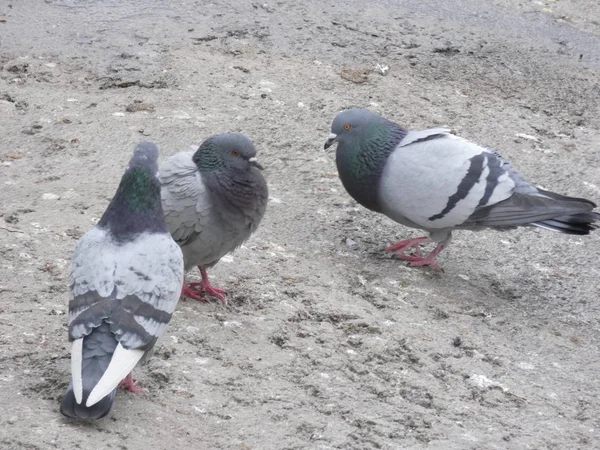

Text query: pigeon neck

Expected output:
[98,166,167,239]
[336,122,407,212]
[193,144,225,173]
[203,167,265,212]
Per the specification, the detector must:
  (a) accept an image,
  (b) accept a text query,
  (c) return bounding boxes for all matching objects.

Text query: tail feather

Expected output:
[536,187,597,208]
[532,212,600,235]
[60,383,116,420]
[86,343,145,407]
[61,322,118,419]
[467,191,599,231]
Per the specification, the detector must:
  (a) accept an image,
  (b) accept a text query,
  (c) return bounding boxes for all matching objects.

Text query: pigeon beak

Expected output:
[249,157,264,170]
[324,133,337,150]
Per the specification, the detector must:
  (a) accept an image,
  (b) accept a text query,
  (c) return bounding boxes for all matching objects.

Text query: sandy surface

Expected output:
[1,0,600,449]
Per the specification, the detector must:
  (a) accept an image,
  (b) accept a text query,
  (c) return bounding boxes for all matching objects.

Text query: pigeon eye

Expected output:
[344,124,351,131]
[231,151,240,157]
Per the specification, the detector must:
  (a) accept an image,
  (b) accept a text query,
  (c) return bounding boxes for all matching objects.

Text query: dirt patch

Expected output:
[0,0,599,449]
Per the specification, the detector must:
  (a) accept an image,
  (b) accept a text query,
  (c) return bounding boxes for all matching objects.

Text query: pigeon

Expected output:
[324,108,600,270]
[160,133,268,303]
[60,142,184,419]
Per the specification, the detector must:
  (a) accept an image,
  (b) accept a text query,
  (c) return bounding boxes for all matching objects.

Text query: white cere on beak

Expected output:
[249,157,258,163]
[328,133,337,140]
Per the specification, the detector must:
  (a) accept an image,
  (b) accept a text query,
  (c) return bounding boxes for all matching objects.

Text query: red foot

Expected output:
[385,236,429,254]
[189,282,227,297]
[397,253,442,271]
[386,237,446,271]
[182,282,227,304]
[180,267,228,305]
[118,373,146,394]
[181,284,209,303]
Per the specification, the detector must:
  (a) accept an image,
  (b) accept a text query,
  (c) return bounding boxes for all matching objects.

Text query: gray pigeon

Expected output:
[325,108,600,270]
[160,133,268,303]
[60,142,184,419]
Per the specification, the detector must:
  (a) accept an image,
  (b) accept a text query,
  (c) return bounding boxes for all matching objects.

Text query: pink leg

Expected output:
[396,241,447,271]
[181,282,209,303]
[181,267,227,305]
[385,236,429,254]
[386,236,449,271]
[118,372,146,394]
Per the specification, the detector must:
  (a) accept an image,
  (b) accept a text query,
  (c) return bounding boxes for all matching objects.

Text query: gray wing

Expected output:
[463,152,598,229]
[380,129,597,232]
[159,151,216,247]
[68,227,184,351]
[378,130,515,230]
[160,151,250,269]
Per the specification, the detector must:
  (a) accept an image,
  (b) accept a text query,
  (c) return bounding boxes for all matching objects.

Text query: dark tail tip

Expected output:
[60,384,116,420]
[533,212,600,235]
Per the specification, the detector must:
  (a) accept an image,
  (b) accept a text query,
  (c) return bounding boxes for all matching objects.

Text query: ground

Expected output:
[1,0,600,449]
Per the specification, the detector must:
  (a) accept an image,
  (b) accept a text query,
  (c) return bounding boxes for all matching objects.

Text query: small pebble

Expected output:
[345,237,358,250]
[42,193,60,200]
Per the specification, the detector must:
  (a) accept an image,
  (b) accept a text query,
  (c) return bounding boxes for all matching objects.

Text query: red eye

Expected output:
[344,124,351,131]
[231,151,240,157]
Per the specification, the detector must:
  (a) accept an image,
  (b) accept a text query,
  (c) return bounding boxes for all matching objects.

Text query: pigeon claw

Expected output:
[386,237,447,271]
[180,268,228,305]
[396,254,442,271]
[181,284,211,303]
[187,282,227,305]
[203,285,228,305]
[385,236,429,254]
[181,281,228,305]
[119,373,146,394]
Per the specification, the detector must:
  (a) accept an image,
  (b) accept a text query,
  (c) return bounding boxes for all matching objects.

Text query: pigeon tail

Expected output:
[528,188,600,234]
[466,191,599,231]
[531,211,600,235]
[60,383,116,420]
[60,323,118,419]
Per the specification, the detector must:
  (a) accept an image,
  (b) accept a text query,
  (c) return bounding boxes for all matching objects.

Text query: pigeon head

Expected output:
[324,109,388,150]
[324,109,407,212]
[98,142,167,239]
[193,133,263,173]
[129,141,160,174]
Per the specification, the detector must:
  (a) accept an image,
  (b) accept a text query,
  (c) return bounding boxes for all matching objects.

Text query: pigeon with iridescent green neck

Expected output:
[324,108,600,270]
[160,133,268,303]
[60,142,184,419]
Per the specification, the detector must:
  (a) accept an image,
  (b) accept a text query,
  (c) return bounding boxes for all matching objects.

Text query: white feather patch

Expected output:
[71,338,84,404]
[487,171,514,205]
[86,343,145,407]
[134,315,169,338]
